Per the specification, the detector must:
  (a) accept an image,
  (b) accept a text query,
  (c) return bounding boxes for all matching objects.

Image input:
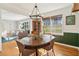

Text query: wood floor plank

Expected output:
[0,40,79,56]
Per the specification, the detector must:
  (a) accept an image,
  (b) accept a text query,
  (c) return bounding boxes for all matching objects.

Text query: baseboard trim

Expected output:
[55,42,79,49]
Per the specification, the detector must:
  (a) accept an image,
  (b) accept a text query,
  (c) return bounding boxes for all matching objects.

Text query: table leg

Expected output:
[36,49,38,56]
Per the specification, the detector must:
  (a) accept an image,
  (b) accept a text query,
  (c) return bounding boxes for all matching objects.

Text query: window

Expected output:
[42,15,63,35]
[19,21,30,31]
[42,17,51,34]
[51,15,62,35]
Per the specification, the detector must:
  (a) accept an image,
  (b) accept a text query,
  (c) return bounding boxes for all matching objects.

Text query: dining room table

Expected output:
[16,35,55,56]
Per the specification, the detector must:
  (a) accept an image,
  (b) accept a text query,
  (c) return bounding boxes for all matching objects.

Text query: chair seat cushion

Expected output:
[38,48,47,56]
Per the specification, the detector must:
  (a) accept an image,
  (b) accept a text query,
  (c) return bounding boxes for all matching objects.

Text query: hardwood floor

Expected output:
[0,40,79,56]
[54,43,79,56]
[0,40,19,56]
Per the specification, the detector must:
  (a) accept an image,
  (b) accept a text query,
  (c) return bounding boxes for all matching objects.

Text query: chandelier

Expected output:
[29,3,42,20]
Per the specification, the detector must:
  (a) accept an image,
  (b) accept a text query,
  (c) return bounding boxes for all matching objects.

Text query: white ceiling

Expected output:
[0,3,72,20]
[1,10,27,21]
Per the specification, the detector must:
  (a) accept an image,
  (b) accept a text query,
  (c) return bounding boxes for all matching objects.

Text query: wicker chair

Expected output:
[39,35,55,56]
[18,31,28,39]
[44,40,55,56]
[16,40,36,56]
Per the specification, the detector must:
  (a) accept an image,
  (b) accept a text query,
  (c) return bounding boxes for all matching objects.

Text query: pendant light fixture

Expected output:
[29,3,42,20]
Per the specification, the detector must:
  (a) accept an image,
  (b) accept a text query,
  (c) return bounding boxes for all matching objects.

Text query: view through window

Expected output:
[42,15,62,35]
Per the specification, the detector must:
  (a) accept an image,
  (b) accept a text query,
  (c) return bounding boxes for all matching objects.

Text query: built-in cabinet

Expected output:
[32,20,41,35]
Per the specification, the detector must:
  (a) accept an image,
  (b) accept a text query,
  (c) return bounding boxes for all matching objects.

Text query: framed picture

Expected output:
[66,15,75,25]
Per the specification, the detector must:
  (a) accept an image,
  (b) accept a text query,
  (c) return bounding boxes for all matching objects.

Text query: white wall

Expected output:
[0,20,18,34]
[42,5,79,33]
[73,12,79,33]
[0,9,24,34]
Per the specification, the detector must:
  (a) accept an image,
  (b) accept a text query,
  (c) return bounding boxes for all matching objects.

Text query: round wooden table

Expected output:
[17,35,55,56]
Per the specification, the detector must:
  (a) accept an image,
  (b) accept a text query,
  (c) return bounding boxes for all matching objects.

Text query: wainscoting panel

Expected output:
[55,32,79,47]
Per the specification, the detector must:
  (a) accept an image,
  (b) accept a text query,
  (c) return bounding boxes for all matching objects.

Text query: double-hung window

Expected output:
[42,15,63,35]
[42,17,51,34]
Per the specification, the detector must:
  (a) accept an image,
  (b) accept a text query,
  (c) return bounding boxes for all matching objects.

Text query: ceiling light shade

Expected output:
[29,3,42,20]
[72,3,79,12]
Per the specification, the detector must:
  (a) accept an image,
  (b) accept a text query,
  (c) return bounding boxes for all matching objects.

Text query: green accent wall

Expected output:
[55,32,79,47]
